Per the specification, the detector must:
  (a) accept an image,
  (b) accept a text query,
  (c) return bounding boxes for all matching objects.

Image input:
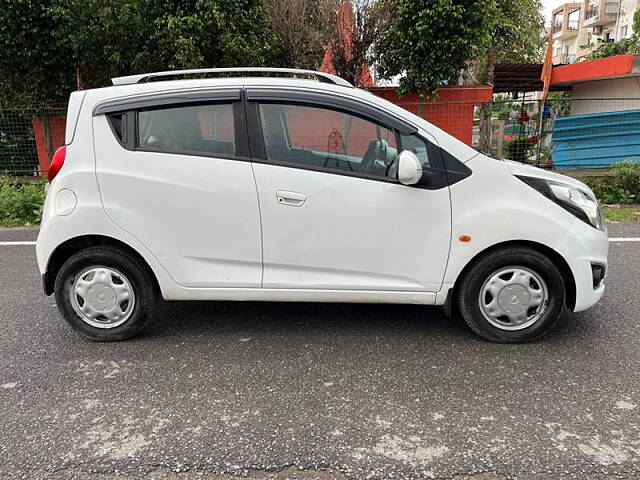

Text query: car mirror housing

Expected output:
[397,150,423,185]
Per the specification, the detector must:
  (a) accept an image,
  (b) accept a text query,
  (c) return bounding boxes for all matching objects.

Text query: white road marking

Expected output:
[609,238,640,242]
[0,241,36,246]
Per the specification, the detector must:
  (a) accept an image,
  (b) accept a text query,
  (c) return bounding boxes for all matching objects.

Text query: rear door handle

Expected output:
[276,190,306,207]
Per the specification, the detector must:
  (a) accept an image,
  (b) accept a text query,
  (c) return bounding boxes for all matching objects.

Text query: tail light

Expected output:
[48,146,66,182]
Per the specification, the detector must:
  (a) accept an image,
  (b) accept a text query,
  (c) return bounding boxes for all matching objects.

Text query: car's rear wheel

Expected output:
[54,246,157,341]
[457,246,566,343]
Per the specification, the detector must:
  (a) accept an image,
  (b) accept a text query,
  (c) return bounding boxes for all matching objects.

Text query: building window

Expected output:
[620,25,628,38]
[567,8,580,29]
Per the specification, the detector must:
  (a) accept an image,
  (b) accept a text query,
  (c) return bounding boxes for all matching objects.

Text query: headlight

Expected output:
[517,176,604,230]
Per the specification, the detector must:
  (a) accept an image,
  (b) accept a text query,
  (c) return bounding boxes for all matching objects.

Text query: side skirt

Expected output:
[161,287,438,305]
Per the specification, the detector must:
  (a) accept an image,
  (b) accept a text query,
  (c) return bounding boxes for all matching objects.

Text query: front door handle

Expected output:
[276,190,306,207]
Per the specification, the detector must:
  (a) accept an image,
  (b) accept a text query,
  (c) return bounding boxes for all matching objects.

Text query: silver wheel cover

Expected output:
[479,266,549,331]
[69,266,136,329]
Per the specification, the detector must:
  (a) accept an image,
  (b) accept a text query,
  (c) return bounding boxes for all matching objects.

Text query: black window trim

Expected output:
[245,88,417,135]
[93,88,242,116]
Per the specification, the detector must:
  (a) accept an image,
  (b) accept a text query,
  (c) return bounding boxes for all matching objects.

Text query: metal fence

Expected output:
[1,97,639,177]
[393,96,640,171]
[0,106,66,176]
[471,97,640,171]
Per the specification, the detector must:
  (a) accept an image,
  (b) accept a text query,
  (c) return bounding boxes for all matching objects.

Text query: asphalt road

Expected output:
[1,225,639,480]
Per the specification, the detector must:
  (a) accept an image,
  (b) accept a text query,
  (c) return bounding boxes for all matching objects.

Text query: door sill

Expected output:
[162,287,437,305]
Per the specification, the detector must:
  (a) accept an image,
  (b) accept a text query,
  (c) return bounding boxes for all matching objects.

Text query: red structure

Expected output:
[370,86,493,146]
[550,54,638,85]
[32,116,66,175]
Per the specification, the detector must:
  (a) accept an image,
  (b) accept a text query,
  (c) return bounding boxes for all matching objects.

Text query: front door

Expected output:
[93,92,262,288]
[247,95,452,292]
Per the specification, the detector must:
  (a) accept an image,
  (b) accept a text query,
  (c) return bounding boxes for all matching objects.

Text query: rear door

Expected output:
[246,89,452,292]
[93,89,263,288]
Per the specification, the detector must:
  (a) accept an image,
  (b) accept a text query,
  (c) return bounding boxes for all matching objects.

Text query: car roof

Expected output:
[112,67,352,88]
[90,76,351,100]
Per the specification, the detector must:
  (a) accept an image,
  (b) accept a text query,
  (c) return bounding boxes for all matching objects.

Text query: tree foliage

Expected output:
[372,0,497,96]
[0,0,279,106]
[1,0,550,104]
[492,0,545,64]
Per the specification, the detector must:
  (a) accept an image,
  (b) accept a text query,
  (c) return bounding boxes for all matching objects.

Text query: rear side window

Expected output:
[137,103,235,157]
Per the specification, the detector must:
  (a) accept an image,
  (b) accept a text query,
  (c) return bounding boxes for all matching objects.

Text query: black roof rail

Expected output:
[112,67,353,88]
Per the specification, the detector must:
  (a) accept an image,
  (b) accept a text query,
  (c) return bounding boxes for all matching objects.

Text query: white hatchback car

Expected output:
[37,68,608,343]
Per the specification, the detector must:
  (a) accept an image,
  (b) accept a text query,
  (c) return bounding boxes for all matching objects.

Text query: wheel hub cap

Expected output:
[69,266,135,329]
[479,267,548,331]
[497,284,530,316]
[86,283,118,311]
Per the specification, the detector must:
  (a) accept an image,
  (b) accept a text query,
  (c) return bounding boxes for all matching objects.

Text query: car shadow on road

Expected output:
[140,300,589,346]
[144,300,473,341]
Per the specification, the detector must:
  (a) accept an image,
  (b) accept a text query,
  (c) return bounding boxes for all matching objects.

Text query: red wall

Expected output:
[369,86,493,146]
[32,116,66,176]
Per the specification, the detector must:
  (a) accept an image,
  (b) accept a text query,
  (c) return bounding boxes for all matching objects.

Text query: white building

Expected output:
[550,0,639,64]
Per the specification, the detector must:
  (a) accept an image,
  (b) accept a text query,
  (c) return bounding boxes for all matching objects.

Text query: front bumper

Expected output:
[556,219,609,312]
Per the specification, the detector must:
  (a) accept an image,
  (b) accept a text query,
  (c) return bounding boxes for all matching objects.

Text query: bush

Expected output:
[585,163,640,205]
[0,175,46,226]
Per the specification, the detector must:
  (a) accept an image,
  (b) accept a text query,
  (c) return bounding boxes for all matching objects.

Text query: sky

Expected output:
[541,0,571,24]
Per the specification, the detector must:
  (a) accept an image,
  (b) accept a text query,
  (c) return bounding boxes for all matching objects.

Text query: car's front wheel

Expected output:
[457,246,566,343]
[54,246,157,341]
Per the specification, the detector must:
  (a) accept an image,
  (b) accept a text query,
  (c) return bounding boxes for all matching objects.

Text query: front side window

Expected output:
[258,103,399,179]
[137,103,235,157]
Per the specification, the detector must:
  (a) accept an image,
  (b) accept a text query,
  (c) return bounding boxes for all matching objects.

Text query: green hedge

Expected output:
[585,163,640,205]
[0,175,46,226]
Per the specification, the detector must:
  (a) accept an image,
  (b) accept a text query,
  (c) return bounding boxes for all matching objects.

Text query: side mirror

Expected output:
[397,150,423,185]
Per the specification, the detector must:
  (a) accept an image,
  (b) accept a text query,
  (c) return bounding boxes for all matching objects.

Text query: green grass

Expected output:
[603,205,640,223]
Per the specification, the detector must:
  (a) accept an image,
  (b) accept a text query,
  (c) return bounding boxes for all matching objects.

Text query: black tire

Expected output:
[54,246,157,341]
[457,246,566,343]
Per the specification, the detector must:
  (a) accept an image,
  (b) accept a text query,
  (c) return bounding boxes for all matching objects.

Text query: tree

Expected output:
[372,0,497,96]
[0,0,279,106]
[264,0,330,70]
[492,0,545,64]
[323,0,389,87]
[147,0,279,70]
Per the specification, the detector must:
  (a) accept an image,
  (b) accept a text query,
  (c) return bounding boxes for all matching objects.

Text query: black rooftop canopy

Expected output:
[493,63,570,94]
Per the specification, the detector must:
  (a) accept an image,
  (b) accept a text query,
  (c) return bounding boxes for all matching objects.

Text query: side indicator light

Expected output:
[458,235,472,243]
